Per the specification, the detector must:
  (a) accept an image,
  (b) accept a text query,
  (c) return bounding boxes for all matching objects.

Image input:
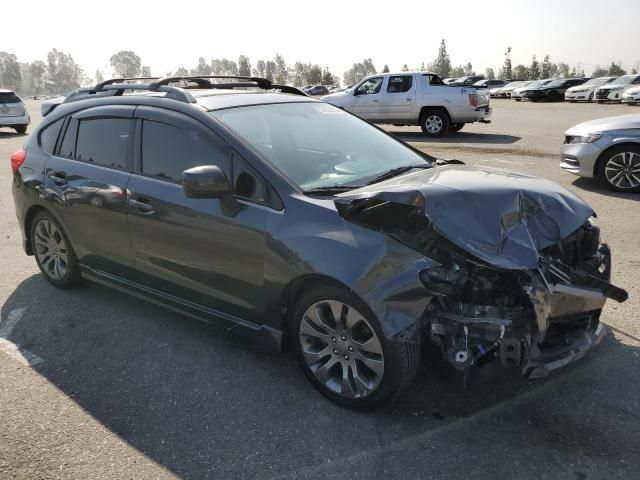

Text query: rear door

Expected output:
[347,76,383,120]
[380,75,415,121]
[126,107,269,323]
[43,105,135,277]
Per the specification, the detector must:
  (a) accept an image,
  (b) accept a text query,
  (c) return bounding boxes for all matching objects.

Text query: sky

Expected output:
[5,0,640,81]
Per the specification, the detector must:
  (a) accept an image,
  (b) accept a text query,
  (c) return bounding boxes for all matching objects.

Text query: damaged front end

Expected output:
[335,166,628,379]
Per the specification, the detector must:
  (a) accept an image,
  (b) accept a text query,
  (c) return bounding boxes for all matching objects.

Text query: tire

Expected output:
[30,211,82,288]
[514,98,521,102]
[597,145,640,193]
[14,125,27,134]
[449,123,464,133]
[290,285,419,410]
[588,92,594,103]
[420,110,450,138]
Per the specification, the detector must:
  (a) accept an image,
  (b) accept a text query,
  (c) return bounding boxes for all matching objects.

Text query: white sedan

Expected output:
[622,86,640,105]
[565,77,617,102]
[594,75,640,102]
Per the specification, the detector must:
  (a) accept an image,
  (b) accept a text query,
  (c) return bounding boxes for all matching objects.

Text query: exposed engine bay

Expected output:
[334,166,629,378]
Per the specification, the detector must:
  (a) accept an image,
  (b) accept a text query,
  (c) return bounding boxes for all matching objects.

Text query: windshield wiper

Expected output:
[303,184,364,196]
[366,164,431,185]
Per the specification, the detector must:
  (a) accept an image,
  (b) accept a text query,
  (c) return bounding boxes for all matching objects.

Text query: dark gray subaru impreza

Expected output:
[11,76,627,409]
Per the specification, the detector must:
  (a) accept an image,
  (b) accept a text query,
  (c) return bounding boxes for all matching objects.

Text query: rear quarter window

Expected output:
[38,118,65,154]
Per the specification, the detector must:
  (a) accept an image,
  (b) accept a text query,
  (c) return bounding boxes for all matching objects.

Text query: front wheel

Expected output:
[420,110,450,137]
[597,145,640,193]
[291,285,418,410]
[588,92,594,103]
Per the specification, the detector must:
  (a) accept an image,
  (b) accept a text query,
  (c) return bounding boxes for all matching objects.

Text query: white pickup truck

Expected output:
[321,71,492,137]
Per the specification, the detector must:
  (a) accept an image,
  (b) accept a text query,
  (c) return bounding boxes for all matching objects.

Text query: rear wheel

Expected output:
[14,125,27,134]
[597,145,640,193]
[291,285,418,410]
[30,211,82,288]
[420,110,449,137]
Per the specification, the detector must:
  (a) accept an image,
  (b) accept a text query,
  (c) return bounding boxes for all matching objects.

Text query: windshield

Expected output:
[546,80,567,87]
[611,75,635,85]
[211,102,430,191]
[584,77,608,86]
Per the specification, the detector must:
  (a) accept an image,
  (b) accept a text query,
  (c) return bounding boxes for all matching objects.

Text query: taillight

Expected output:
[11,148,26,173]
[468,93,479,108]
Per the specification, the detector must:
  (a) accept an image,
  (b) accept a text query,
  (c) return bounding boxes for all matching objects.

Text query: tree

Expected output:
[254,60,266,78]
[591,65,608,77]
[174,67,189,76]
[485,68,496,80]
[307,64,322,85]
[322,67,336,86]
[28,61,46,93]
[540,55,551,78]
[211,58,238,76]
[529,55,540,80]
[274,53,288,84]
[608,61,626,76]
[238,55,251,76]
[499,47,512,79]
[450,65,465,77]
[432,39,451,78]
[382,64,390,73]
[463,62,474,76]
[512,64,529,80]
[95,70,104,84]
[401,64,409,71]
[46,49,84,93]
[0,52,22,91]
[555,62,570,78]
[109,50,141,78]
[141,66,151,77]
[191,57,210,76]
[343,58,376,86]
[264,61,276,81]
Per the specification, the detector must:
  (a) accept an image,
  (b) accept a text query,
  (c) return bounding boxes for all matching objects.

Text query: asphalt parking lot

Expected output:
[1,99,639,479]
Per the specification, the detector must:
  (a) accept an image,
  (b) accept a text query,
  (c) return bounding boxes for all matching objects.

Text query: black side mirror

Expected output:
[182,165,240,217]
[182,165,231,198]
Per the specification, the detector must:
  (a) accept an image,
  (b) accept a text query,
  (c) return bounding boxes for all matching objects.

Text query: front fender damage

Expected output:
[334,168,628,377]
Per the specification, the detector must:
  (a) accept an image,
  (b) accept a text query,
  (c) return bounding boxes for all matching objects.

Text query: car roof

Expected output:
[188,89,319,110]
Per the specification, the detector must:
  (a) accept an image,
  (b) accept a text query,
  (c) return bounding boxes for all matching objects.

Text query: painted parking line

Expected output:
[0,308,43,366]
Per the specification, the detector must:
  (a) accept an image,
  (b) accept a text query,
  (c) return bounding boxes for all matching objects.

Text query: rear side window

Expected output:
[75,118,132,169]
[0,92,21,103]
[423,74,445,86]
[387,76,413,93]
[141,120,230,183]
[39,118,64,154]
[58,118,79,158]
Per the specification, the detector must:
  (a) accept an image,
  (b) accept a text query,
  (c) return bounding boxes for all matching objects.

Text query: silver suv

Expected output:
[0,89,30,133]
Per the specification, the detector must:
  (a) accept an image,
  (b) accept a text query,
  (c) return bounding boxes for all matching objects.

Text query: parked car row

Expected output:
[491,75,640,104]
[0,89,30,133]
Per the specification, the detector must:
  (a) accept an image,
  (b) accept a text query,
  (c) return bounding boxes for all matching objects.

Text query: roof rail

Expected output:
[94,77,161,90]
[148,75,307,96]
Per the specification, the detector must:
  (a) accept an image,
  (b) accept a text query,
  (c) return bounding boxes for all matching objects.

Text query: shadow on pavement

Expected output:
[390,131,521,145]
[0,130,28,138]
[572,177,640,201]
[2,274,638,479]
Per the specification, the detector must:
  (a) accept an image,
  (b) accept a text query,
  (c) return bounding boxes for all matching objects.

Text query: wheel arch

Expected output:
[418,105,452,124]
[23,205,75,256]
[594,141,640,177]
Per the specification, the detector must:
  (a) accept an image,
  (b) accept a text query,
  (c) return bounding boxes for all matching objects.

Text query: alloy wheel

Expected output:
[604,151,640,190]
[34,219,69,280]
[298,300,384,399]
[424,114,444,134]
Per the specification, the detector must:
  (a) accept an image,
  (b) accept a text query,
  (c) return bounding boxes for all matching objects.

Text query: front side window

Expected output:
[387,76,413,93]
[75,118,132,169]
[211,102,430,190]
[355,77,383,95]
[141,120,229,183]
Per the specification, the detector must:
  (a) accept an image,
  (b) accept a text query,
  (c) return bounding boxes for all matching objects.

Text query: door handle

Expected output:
[48,171,67,186]
[372,99,379,102]
[406,98,413,101]
[129,198,156,215]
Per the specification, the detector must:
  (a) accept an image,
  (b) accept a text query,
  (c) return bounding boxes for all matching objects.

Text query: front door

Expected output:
[380,75,415,121]
[43,105,135,277]
[347,76,384,120]
[127,107,268,323]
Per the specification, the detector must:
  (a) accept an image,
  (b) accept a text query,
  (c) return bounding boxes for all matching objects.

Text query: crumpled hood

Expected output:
[335,165,595,270]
